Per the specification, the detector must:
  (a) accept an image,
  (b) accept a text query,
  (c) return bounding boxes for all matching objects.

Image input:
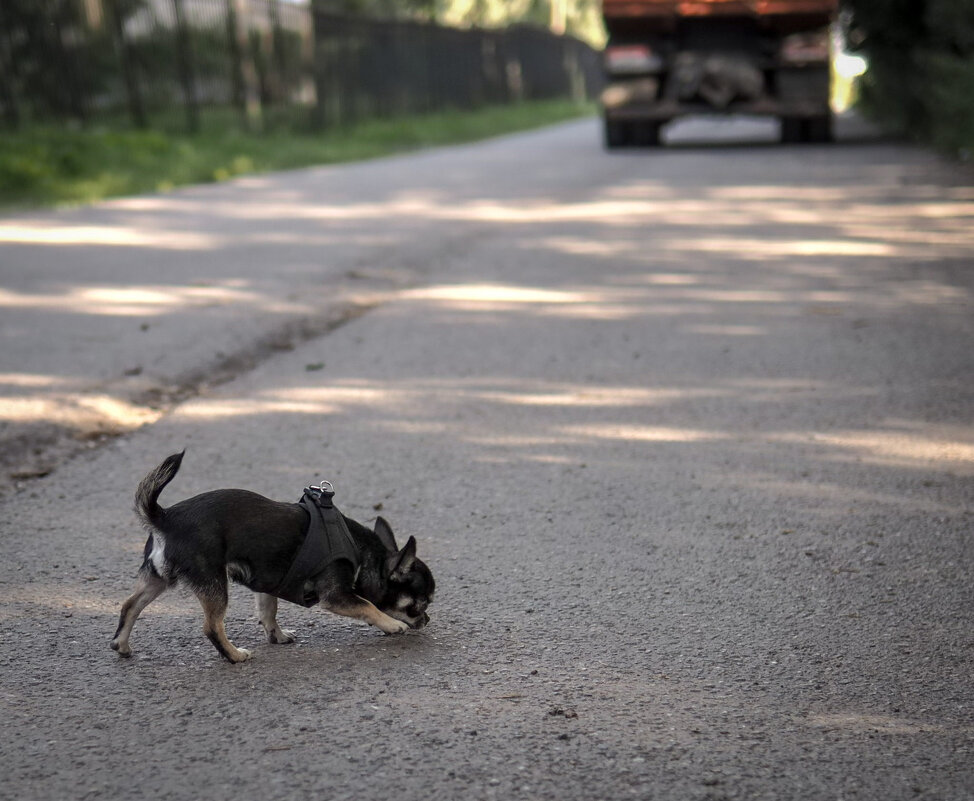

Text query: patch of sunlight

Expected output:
[473,387,721,407]
[708,186,860,202]
[402,283,674,320]
[172,380,728,425]
[643,273,703,285]
[773,428,974,472]
[177,386,418,422]
[403,278,956,319]
[405,284,589,305]
[176,397,340,420]
[911,202,974,219]
[531,302,652,320]
[268,385,405,405]
[0,283,261,317]
[675,237,895,257]
[176,382,435,422]
[463,434,578,447]
[436,198,757,226]
[604,273,705,287]
[562,423,726,443]
[521,453,576,464]
[0,393,160,430]
[0,222,218,249]
[0,373,72,388]
[840,224,974,253]
[535,237,644,259]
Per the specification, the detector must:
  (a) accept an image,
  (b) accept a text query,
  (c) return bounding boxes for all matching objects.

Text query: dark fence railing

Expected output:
[0,0,601,132]
[310,14,599,128]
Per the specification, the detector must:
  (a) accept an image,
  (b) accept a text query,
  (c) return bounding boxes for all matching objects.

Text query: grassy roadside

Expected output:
[0,100,596,211]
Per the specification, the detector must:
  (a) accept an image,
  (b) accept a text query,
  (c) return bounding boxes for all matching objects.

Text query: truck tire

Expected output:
[804,114,832,143]
[780,116,804,143]
[780,114,833,144]
[633,120,662,147]
[604,118,631,149]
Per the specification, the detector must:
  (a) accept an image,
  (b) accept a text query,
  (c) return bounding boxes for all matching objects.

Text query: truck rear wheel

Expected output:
[604,118,631,149]
[804,114,832,143]
[604,119,663,149]
[780,114,832,144]
[632,120,661,147]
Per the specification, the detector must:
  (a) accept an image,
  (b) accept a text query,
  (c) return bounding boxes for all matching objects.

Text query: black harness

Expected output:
[272,482,360,608]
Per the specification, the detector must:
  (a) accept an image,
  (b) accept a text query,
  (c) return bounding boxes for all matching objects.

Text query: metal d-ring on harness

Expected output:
[271,480,362,608]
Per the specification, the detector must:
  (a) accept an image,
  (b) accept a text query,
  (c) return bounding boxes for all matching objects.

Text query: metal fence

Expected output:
[0,0,601,132]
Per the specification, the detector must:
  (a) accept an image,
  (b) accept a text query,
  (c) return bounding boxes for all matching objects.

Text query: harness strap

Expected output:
[272,484,360,607]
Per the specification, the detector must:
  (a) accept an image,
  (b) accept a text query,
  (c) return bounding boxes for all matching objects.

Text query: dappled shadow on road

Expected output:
[173,373,973,477]
[2,130,972,493]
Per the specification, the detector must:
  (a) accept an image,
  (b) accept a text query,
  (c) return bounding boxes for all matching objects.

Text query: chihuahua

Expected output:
[112,452,434,663]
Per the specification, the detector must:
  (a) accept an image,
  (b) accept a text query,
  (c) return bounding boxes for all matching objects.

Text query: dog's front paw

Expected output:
[269,628,296,645]
[228,647,252,663]
[379,618,409,635]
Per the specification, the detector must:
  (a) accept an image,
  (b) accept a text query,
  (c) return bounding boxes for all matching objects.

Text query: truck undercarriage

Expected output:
[601,1,836,146]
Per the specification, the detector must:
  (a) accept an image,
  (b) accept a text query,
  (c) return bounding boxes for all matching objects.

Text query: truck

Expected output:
[600,0,838,146]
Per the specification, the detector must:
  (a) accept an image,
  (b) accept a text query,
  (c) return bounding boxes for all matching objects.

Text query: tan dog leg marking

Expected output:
[198,592,251,663]
[111,572,168,657]
[255,593,295,644]
[323,595,408,634]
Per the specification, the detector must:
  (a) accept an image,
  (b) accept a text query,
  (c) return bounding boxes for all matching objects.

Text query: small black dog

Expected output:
[112,452,434,663]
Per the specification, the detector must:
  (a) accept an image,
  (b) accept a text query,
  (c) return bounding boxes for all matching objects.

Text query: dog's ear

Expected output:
[374,516,398,553]
[387,536,417,580]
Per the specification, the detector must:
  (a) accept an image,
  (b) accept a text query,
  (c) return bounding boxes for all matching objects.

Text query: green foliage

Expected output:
[312,0,437,19]
[845,0,974,156]
[0,99,594,209]
[431,0,605,47]
[921,50,974,154]
[0,0,95,120]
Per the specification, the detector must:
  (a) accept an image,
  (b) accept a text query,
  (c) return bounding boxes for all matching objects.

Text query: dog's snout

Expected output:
[412,612,429,629]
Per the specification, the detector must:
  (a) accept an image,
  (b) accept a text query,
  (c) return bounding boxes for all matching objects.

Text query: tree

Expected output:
[844,0,974,152]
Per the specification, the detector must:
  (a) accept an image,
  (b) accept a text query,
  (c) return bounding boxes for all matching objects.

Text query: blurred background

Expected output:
[0,0,604,134]
[0,0,970,207]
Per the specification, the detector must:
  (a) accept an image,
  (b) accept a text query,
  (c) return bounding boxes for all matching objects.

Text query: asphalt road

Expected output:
[1,115,972,801]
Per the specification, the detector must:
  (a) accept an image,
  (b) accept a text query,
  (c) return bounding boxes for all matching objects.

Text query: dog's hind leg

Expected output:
[111,570,168,657]
[197,585,251,663]
[255,593,295,645]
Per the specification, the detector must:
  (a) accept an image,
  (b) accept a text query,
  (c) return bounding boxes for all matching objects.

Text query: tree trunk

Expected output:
[225,0,261,131]
[0,2,21,129]
[171,0,199,133]
[107,0,147,128]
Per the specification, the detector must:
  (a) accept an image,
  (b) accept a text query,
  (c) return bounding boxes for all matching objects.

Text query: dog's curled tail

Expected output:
[135,451,184,525]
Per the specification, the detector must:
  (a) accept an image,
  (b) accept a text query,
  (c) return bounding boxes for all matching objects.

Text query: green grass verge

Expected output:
[0,100,595,210]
